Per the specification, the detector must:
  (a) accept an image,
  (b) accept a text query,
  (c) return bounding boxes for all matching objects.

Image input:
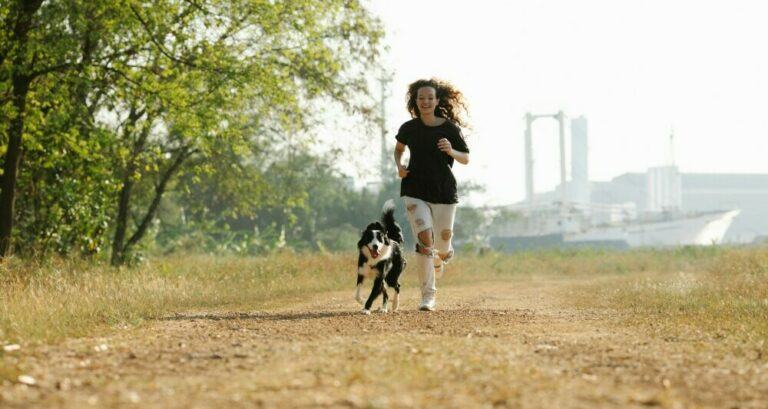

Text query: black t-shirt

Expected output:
[395,118,469,204]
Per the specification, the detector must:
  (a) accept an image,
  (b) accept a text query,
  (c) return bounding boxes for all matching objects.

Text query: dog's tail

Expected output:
[381,199,404,244]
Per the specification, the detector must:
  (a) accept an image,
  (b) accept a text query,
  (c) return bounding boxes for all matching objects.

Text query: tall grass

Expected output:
[446,246,725,282]
[0,246,734,346]
[0,252,355,344]
[579,247,768,346]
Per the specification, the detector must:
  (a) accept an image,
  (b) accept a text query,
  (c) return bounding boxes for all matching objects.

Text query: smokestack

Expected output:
[524,113,535,206]
[570,116,590,204]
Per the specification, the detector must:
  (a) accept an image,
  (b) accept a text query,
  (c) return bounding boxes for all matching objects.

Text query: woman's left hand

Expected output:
[437,138,453,154]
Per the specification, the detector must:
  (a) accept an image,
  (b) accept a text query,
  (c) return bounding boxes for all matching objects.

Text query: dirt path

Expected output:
[2,277,767,408]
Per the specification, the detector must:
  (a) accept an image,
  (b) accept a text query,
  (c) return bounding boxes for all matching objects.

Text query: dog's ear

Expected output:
[357,229,368,248]
[366,222,384,231]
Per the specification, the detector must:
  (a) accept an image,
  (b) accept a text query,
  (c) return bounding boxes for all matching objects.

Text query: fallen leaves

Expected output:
[16,375,36,386]
[2,344,20,352]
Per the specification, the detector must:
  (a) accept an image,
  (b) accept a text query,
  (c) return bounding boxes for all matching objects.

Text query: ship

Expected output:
[488,113,740,251]
[489,202,740,251]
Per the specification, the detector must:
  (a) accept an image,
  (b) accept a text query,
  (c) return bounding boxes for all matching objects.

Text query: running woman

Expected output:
[393,78,470,311]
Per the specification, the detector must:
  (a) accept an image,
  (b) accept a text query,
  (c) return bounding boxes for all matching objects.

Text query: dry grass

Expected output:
[1,246,764,345]
[2,247,768,406]
[0,252,354,344]
[576,247,768,351]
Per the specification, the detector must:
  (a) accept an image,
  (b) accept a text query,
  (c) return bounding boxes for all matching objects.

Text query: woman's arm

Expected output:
[437,138,470,165]
[394,142,409,178]
[450,150,470,165]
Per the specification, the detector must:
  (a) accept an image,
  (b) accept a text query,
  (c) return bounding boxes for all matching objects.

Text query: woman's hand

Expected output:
[394,142,409,178]
[437,138,452,154]
[438,138,469,165]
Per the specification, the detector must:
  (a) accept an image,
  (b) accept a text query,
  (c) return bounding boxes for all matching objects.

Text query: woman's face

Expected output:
[416,86,438,116]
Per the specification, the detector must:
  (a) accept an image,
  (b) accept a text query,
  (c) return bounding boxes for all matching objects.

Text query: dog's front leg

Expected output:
[379,264,392,313]
[380,284,389,313]
[362,276,384,315]
[355,253,366,305]
[391,287,400,312]
[355,272,365,305]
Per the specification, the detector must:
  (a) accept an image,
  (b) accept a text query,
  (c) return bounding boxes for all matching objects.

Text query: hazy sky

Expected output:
[365,0,768,206]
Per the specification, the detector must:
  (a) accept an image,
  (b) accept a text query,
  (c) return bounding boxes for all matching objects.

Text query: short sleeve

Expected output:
[395,122,410,145]
[449,126,469,153]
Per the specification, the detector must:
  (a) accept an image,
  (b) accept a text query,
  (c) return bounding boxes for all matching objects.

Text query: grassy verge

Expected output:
[0,246,731,346]
[0,252,357,345]
[574,247,768,353]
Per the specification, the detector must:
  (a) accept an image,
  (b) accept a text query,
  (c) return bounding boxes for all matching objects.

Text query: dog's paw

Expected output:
[361,309,371,315]
[377,307,388,314]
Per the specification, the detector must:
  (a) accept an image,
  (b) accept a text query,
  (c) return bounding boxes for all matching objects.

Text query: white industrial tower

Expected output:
[524,111,590,208]
[524,110,567,207]
[569,116,590,204]
[646,128,682,212]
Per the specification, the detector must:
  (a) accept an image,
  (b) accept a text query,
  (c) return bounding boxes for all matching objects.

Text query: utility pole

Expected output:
[379,74,393,184]
[556,110,567,207]
[524,113,535,206]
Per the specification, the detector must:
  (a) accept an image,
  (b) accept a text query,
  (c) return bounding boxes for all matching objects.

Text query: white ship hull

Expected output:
[566,210,740,247]
[490,209,740,251]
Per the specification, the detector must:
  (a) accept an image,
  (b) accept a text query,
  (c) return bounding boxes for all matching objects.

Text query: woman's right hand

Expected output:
[397,166,409,178]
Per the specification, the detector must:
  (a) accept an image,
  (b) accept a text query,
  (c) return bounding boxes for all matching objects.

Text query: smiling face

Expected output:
[416,86,439,117]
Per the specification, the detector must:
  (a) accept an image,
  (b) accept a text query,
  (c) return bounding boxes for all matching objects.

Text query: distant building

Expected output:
[588,173,768,243]
[646,166,682,212]
[531,172,768,243]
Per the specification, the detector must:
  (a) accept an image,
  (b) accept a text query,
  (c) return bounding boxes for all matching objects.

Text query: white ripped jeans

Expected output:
[402,196,457,297]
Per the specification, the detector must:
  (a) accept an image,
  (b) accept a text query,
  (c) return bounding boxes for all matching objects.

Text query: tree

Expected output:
[0,0,138,257]
[0,0,53,256]
[102,0,383,264]
[0,1,383,262]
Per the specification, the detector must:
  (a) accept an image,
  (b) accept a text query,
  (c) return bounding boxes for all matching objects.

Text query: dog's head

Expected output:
[358,221,391,260]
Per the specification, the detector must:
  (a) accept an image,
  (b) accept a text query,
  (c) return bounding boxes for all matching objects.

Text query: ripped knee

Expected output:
[416,228,435,257]
[415,242,435,257]
[438,249,454,263]
[417,228,433,246]
[441,229,452,241]
[407,204,418,213]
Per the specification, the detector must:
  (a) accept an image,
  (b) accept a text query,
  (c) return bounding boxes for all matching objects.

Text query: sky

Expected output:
[362,0,768,206]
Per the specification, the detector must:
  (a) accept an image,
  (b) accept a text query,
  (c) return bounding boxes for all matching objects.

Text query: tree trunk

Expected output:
[110,107,150,266]
[0,0,43,258]
[116,147,192,265]
[0,76,30,256]
[110,174,134,266]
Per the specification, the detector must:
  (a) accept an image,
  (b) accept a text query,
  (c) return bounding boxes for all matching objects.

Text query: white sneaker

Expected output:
[419,294,436,311]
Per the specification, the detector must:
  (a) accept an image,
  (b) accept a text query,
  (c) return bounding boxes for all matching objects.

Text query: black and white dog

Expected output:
[356,199,406,314]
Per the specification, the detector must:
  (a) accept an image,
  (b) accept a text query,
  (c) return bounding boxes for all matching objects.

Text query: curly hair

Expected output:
[406,78,469,128]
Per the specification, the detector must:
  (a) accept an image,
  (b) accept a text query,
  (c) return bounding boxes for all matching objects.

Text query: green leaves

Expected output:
[1,0,385,260]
